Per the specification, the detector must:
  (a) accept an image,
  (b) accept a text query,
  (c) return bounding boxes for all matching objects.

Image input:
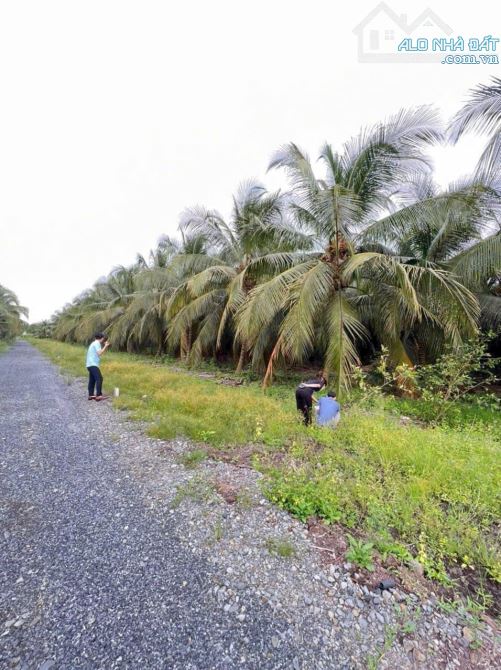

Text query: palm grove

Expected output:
[32,80,501,393]
[0,285,27,341]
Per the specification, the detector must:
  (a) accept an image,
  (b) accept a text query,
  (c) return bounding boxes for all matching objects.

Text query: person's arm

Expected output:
[97,341,110,356]
[312,381,325,403]
[312,387,323,404]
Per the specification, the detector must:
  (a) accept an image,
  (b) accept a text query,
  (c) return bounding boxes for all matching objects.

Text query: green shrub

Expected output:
[346,535,375,571]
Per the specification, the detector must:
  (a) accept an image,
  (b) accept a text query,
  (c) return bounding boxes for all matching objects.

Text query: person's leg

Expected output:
[87,367,96,397]
[296,390,307,424]
[296,390,311,426]
[95,367,103,397]
[304,397,312,426]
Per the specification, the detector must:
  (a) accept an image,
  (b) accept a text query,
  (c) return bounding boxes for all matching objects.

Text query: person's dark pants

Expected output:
[295,388,313,426]
[87,366,103,397]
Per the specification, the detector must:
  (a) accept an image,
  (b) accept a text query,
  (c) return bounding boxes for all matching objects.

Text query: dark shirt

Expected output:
[296,378,325,398]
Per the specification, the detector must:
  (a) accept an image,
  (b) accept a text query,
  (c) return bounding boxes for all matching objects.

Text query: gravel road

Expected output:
[0,342,499,670]
[0,342,304,669]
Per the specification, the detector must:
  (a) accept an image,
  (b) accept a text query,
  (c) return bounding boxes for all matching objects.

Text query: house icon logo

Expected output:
[353,2,453,62]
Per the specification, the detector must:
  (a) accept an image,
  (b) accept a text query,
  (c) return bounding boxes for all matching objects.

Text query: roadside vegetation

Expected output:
[31,338,500,612]
[0,284,27,343]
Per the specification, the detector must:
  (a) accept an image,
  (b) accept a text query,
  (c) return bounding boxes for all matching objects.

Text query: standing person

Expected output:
[86,333,110,401]
[295,372,326,426]
[315,391,341,428]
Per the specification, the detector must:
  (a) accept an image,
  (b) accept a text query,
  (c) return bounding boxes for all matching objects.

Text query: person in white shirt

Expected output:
[86,333,110,400]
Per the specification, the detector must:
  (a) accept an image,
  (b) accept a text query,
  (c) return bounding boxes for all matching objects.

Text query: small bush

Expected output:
[346,535,375,571]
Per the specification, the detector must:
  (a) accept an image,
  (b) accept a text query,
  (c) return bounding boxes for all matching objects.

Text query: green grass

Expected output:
[213,518,224,542]
[265,537,297,558]
[0,340,11,354]
[385,394,501,429]
[29,338,501,593]
[29,338,297,448]
[262,410,500,584]
[171,475,216,508]
[178,449,208,469]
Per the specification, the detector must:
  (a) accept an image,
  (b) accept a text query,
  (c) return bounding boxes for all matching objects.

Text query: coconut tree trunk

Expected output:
[180,328,191,360]
[180,332,186,360]
[156,319,165,357]
[235,343,246,373]
[156,337,165,357]
[262,336,282,388]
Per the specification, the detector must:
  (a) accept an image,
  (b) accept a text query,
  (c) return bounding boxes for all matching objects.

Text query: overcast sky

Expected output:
[0,0,499,322]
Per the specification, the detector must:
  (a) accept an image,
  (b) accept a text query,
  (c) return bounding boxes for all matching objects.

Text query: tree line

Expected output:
[0,285,27,341]
[30,79,501,393]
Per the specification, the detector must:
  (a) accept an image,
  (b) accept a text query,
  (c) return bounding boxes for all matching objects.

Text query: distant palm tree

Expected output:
[111,236,207,355]
[51,234,210,350]
[167,180,312,371]
[53,265,136,344]
[27,319,54,339]
[448,77,501,332]
[237,108,480,393]
[0,284,28,339]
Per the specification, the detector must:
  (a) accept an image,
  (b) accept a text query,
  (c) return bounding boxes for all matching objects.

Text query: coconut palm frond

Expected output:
[186,265,236,297]
[189,305,226,365]
[477,292,501,331]
[245,251,311,279]
[324,291,368,395]
[168,289,225,346]
[448,77,501,142]
[215,272,247,349]
[236,260,318,345]
[179,205,236,257]
[450,233,501,289]
[278,261,334,362]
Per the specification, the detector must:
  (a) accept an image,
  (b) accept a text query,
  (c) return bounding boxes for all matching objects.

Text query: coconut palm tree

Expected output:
[236,107,480,394]
[359,171,501,360]
[53,265,137,344]
[51,233,210,350]
[27,319,54,339]
[110,235,208,355]
[449,76,501,178]
[167,180,312,371]
[447,77,501,331]
[0,284,28,339]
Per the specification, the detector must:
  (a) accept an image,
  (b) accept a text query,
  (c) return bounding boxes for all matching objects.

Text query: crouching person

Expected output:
[316,391,340,428]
